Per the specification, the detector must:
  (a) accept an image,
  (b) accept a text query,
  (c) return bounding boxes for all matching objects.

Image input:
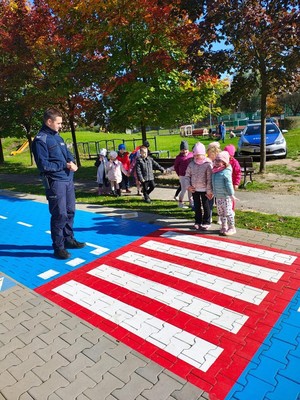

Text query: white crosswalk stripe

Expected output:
[53,279,223,372]
[88,264,249,333]
[117,251,268,305]
[142,240,284,282]
[162,230,296,265]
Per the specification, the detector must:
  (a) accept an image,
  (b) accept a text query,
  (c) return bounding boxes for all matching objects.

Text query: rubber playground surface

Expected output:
[1,193,300,400]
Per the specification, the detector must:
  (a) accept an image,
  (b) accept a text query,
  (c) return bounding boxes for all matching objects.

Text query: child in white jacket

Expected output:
[185,142,213,230]
[95,148,109,195]
[106,151,126,196]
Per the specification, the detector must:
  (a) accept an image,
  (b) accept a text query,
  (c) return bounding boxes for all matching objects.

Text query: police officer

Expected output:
[32,108,85,259]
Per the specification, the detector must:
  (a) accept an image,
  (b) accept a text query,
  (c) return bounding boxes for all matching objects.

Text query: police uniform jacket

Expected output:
[32,124,75,182]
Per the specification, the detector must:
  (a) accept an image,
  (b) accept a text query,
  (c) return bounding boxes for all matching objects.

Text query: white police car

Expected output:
[238,122,287,158]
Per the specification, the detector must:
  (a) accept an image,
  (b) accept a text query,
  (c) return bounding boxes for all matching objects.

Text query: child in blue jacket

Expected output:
[212,151,236,236]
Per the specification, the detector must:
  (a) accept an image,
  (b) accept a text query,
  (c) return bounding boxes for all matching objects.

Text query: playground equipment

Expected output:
[180,125,209,137]
[11,141,29,156]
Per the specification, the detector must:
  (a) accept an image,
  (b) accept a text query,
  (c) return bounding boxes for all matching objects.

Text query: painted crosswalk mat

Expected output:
[35,228,300,400]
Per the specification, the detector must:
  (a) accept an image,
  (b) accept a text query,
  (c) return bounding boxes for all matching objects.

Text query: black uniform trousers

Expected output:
[46,179,76,250]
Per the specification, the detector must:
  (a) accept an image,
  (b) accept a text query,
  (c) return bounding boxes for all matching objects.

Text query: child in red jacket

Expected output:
[117,143,131,193]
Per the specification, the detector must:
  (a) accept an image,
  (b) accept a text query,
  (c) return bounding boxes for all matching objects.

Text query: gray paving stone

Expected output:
[171,382,206,400]
[1,371,42,399]
[14,337,48,361]
[9,295,37,312]
[0,298,20,314]
[83,353,120,383]
[0,369,17,391]
[141,373,183,400]
[112,373,153,400]
[38,323,70,345]
[18,323,49,345]
[163,370,187,386]
[8,353,44,381]
[3,311,31,330]
[105,341,132,363]
[59,336,94,362]
[61,317,94,332]
[0,337,25,361]
[135,362,164,385]
[55,371,96,399]
[25,301,58,318]
[19,392,35,400]
[110,353,148,384]
[32,353,69,381]
[83,372,124,400]
[0,392,6,400]
[0,323,29,344]
[0,352,21,374]
[48,393,63,400]
[29,371,69,400]
[29,372,69,400]
[21,310,54,330]
[57,353,95,382]
[60,322,94,344]
[35,337,69,362]
[82,327,106,345]
[40,310,72,330]
[83,336,118,362]
[76,394,91,400]
[0,311,12,325]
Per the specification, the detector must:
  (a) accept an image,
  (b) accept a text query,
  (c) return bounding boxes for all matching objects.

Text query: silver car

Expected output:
[238,122,287,158]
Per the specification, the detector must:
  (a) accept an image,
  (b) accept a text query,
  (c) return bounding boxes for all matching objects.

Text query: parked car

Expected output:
[238,122,287,158]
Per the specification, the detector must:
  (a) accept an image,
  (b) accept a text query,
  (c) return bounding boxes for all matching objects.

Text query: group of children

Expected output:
[95,139,241,236]
[95,142,166,203]
[174,139,241,236]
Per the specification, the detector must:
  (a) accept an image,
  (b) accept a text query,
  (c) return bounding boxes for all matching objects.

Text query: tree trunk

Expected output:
[67,98,81,167]
[141,122,147,145]
[259,81,268,174]
[26,134,33,166]
[69,117,81,168]
[0,137,4,164]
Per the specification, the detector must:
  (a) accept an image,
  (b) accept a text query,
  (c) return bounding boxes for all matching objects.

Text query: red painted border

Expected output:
[35,228,300,399]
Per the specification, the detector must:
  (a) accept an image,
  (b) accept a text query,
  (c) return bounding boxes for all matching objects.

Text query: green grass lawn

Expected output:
[1,127,300,238]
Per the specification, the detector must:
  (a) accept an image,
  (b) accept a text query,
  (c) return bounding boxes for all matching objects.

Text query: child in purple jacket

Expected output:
[173,140,194,209]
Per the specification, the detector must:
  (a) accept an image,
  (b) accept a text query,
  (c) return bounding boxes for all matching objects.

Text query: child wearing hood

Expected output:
[106,150,126,196]
[212,151,236,236]
[185,142,213,230]
[117,143,131,193]
[173,140,194,209]
[223,144,241,191]
[95,148,109,195]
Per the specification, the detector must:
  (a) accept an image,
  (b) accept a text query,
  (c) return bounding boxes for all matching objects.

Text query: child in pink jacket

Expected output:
[185,142,213,230]
[224,144,241,210]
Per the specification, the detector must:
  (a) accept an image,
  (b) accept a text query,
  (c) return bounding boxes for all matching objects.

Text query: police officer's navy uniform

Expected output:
[32,124,78,253]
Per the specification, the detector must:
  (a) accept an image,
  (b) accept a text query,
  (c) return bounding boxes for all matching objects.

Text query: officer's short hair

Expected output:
[43,108,62,123]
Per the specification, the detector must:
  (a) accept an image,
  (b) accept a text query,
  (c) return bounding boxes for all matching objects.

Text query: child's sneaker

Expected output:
[217,217,222,225]
[219,227,227,235]
[224,227,236,236]
[174,195,179,201]
[178,202,188,209]
[200,224,211,230]
[194,224,200,230]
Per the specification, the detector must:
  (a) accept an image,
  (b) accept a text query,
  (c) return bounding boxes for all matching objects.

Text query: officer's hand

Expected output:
[67,161,78,172]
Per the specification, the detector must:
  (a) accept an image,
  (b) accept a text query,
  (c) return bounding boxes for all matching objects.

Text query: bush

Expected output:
[283,116,300,130]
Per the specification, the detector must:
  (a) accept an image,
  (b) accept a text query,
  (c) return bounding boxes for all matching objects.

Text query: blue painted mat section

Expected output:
[0,276,16,292]
[226,288,300,400]
[0,194,159,289]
